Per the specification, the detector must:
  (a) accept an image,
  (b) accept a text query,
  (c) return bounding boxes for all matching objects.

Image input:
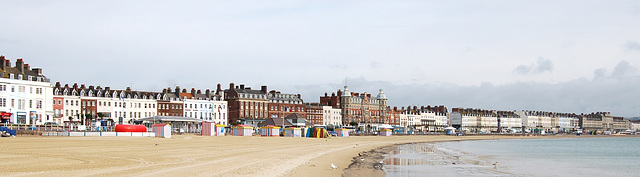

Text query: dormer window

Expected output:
[17,75,22,80]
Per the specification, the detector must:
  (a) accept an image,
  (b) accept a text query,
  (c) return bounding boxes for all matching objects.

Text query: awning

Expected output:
[1,112,11,119]
[136,116,204,123]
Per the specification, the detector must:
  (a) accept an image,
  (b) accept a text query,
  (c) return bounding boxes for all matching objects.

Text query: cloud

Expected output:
[532,58,554,74]
[625,41,640,51]
[593,68,607,79]
[593,61,638,79]
[514,65,531,75]
[611,60,639,77]
[514,57,554,75]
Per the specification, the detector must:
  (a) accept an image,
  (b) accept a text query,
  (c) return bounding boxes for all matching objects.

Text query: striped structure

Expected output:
[283,127,302,137]
[232,125,253,136]
[202,121,215,136]
[153,124,172,138]
[312,127,328,138]
[215,124,226,136]
[379,128,392,136]
[336,128,350,137]
[259,126,281,137]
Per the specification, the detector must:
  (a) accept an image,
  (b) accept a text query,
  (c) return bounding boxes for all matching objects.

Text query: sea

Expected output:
[382,137,640,177]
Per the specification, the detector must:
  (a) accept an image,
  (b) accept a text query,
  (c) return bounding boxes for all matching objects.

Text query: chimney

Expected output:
[261,86,267,94]
[229,83,235,90]
[55,82,61,88]
[126,87,131,91]
[205,89,211,97]
[105,87,110,91]
[32,68,42,75]
[297,94,301,98]
[162,89,167,93]
[24,64,30,71]
[167,87,172,93]
[80,84,86,89]
[240,84,245,90]
[216,83,222,93]
[64,84,69,88]
[182,88,187,93]
[89,86,95,90]
[16,59,24,73]
[175,86,180,96]
[0,56,5,71]
[191,88,196,96]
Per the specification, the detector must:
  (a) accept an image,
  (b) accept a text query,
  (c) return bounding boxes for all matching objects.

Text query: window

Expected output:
[37,100,42,109]
[0,98,5,107]
[0,85,5,91]
[29,100,33,108]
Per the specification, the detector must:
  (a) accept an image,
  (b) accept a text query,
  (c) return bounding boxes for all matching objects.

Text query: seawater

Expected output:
[383,137,640,177]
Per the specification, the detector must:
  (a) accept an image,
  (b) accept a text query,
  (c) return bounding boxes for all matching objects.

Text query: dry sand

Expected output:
[0,134,543,177]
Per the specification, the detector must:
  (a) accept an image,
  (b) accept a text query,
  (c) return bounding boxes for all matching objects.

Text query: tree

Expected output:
[85,114,93,125]
[349,121,358,126]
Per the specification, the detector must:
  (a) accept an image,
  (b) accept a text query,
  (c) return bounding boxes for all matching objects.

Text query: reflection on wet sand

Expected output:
[383,143,515,177]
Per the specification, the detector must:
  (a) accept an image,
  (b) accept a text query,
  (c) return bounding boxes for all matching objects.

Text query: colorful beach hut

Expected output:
[283,127,302,137]
[153,124,172,138]
[215,124,226,136]
[311,127,328,138]
[232,125,253,136]
[379,128,392,136]
[202,121,216,136]
[259,125,281,137]
[336,128,349,137]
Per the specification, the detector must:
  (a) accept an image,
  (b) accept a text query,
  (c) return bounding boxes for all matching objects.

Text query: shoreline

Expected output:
[335,134,637,177]
[0,134,635,177]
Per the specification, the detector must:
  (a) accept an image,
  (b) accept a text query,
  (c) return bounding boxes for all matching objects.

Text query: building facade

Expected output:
[222,83,269,126]
[267,90,305,119]
[0,57,53,125]
[321,86,387,129]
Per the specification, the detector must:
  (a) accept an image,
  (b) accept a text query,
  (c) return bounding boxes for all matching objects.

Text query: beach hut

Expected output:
[283,127,302,137]
[379,128,392,136]
[232,125,253,136]
[336,128,349,137]
[312,127,328,138]
[202,121,215,136]
[259,125,281,137]
[153,124,172,138]
[215,124,226,136]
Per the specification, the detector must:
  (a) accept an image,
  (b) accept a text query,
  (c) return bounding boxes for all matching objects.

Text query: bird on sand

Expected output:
[360,157,365,161]
[331,163,338,169]
[492,162,498,168]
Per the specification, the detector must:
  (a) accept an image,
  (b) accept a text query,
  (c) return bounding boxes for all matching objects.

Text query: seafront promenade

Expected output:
[0,134,562,177]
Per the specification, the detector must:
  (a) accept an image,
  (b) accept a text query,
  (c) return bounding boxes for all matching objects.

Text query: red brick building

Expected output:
[267,90,305,119]
[305,103,323,125]
[221,83,269,126]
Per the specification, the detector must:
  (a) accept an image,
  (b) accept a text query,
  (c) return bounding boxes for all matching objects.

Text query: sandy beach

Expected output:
[0,134,546,177]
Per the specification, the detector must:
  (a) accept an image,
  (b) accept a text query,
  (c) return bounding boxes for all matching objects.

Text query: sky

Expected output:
[1,1,639,117]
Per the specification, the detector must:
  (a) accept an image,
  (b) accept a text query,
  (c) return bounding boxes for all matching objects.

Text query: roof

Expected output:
[284,113,304,120]
[257,118,293,127]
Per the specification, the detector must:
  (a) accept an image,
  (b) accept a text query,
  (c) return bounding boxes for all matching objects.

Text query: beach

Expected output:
[1,135,547,177]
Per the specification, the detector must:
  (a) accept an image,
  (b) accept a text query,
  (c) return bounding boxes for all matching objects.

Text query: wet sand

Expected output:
[0,134,551,177]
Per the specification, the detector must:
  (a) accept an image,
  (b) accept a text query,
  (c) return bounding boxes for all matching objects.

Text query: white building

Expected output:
[322,106,342,126]
[179,88,228,125]
[0,57,53,125]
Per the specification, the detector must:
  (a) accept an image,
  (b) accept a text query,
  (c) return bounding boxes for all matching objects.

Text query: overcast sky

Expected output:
[1,1,639,117]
